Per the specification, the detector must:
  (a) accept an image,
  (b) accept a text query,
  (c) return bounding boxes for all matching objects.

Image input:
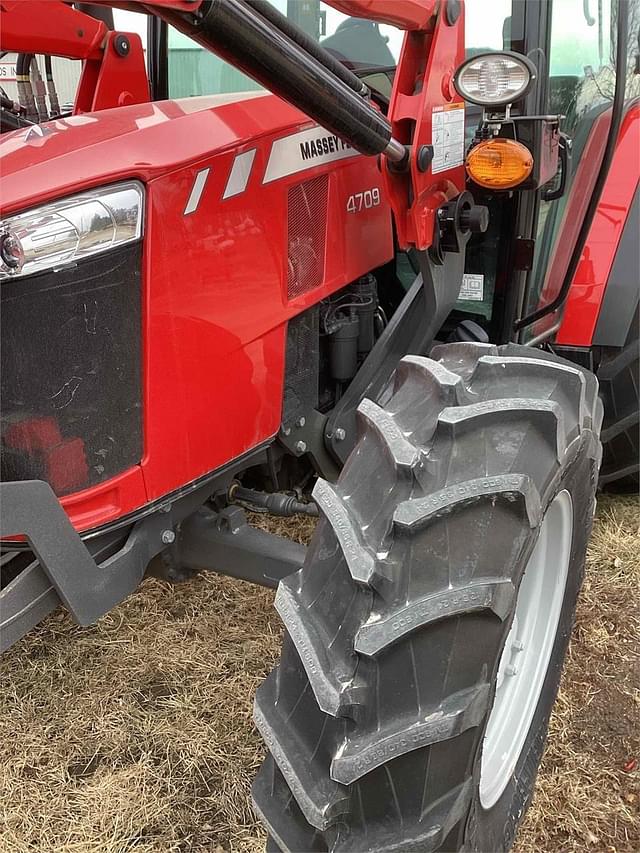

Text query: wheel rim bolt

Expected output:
[506,664,518,677]
[512,639,525,652]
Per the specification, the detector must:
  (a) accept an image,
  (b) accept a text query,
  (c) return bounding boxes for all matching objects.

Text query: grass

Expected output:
[0,496,638,852]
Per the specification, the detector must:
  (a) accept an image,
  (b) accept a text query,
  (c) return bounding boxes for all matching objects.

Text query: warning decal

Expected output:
[431,102,465,174]
[458,273,484,302]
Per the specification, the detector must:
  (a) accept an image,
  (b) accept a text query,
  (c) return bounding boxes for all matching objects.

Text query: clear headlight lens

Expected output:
[453,51,536,107]
[0,181,144,280]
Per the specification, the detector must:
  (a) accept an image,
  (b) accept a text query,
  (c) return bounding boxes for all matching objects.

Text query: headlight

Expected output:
[453,51,536,107]
[0,181,144,280]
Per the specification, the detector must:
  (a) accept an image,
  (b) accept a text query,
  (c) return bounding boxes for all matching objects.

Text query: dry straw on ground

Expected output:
[1,496,638,852]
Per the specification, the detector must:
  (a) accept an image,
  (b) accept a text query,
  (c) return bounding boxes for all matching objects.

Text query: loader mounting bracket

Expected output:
[174,505,306,588]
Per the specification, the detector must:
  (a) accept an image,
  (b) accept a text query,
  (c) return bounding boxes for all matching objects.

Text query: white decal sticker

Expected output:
[184,167,210,216]
[223,148,256,199]
[431,103,465,174]
[458,273,484,302]
[263,126,359,183]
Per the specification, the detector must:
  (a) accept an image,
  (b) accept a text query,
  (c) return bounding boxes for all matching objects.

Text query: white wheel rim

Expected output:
[479,489,573,810]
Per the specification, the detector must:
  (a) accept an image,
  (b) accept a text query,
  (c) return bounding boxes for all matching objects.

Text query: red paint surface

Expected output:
[1,94,393,531]
[0,0,106,59]
[557,105,640,345]
[0,0,458,534]
[327,0,437,30]
[76,31,150,113]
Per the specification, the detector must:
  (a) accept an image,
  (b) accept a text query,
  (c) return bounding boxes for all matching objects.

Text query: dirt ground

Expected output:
[1,495,638,853]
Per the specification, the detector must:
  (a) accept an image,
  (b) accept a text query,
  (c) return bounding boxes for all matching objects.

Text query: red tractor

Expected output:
[0,0,638,849]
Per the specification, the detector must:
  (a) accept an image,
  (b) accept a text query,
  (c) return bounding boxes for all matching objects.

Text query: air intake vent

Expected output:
[287,174,328,299]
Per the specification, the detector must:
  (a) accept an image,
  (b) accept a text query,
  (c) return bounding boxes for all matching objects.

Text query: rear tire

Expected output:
[253,342,602,852]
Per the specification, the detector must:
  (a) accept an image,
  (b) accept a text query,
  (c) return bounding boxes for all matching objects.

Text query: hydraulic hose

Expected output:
[16,54,38,123]
[0,106,33,133]
[44,56,61,117]
[0,91,23,114]
[76,3,114,30]
[30,59,49,122]
[229,484,319,517]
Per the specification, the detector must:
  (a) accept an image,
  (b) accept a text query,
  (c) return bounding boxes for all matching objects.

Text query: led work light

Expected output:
[453,51,536,107]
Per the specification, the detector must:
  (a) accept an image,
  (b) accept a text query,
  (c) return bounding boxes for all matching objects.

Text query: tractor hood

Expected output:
[0,92,307,216]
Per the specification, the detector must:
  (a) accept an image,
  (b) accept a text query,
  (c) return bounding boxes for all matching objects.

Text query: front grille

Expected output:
[0,242,143,496]
[282,306,319,429]
[286,174,329,299]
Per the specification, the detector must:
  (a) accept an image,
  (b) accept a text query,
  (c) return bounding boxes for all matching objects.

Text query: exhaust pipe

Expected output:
[162,0,406,162]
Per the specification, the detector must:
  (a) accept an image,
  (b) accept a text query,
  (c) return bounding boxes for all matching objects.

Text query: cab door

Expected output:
[516,0,638,345]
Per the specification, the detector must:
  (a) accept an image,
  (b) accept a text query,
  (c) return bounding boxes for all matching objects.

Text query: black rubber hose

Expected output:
[515,0,629,332]
[30,58,49,122]
[231,485,319,517]
[0,108,33,132]
[44,55,61,116]
[16,53,38,122]
[0,92,21,112]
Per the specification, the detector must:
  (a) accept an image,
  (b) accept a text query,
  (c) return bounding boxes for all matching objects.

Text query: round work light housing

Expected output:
[453,51,537,107]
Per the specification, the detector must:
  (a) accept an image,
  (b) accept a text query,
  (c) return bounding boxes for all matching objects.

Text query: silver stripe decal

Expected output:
[263,126,359,184]
[184,167,210,215]
[223,148,256,199]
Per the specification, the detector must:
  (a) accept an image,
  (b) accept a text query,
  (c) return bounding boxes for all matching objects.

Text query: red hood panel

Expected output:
[0,93,308,215]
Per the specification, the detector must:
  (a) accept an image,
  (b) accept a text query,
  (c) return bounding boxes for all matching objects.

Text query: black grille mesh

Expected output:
[286,174,329,300]
[282,307,319,429]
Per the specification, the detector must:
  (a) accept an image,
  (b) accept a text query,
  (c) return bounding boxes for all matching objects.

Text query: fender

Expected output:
[556,102,640,347]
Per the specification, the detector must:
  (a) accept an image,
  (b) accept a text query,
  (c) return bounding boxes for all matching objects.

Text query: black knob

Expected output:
[417,145,434,172]
[460,205,489,234]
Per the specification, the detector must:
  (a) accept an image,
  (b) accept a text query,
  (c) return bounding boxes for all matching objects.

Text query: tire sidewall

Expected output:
[466,441,598,852]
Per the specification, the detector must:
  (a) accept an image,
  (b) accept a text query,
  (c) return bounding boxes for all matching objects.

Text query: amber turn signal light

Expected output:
[466,138,533,190]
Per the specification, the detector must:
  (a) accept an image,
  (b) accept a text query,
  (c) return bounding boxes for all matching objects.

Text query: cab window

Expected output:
[522,0,634,339]
[465,0,513,55]
[167,0,402,99]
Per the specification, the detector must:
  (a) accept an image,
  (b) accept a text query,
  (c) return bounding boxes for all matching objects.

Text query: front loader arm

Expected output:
[0,0,150,112]
[0,0,106,59]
